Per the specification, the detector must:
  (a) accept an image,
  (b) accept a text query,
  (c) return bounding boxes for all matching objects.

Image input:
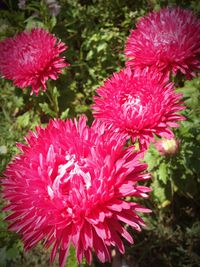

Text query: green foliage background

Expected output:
[0,0,200,266]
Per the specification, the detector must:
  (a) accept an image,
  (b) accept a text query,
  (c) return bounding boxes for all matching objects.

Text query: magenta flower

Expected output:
[0,28,68,95]
[93,68,185,149]
[2,116,151,266]
[125,7,200,78]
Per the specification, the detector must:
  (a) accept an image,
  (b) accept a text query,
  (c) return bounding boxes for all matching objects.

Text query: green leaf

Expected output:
[60,108,70,120]
[6,247,20,260]
[97,42,107,53]
[16,112,30,129]
[158,162,168,184]
[66,245,78,267]
[25,18,46,30]
[53,86,60,98]
[151,177,166,204]
[151,177,172,208]
[86,50,94,61]
[39,103,56,117]
[144,151,157,171]
[49,16,57,30]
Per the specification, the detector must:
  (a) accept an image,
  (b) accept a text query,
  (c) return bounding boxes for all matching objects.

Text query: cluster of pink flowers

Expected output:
[1,5,199,267]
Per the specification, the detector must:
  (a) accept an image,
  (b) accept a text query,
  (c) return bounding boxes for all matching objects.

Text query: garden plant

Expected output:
[0,1,200,267]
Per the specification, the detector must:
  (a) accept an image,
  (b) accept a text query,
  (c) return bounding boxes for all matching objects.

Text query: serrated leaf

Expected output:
[16,112,30,129]
[39,103,55,117]
[50,16,57,30]
[144,152,157,171]
[158,162,168,184]
[53,86,60,98]
[60,108,70,120]
[151,177,167,204]
[86,50,94,61]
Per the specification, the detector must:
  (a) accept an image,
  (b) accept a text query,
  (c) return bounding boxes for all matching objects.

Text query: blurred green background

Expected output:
[0,0,200,266]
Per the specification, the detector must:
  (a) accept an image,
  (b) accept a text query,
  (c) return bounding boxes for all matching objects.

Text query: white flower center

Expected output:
[122,94,143,116]
[47,154,91,199]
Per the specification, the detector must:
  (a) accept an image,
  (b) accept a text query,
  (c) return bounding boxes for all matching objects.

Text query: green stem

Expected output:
[168,158,174,199]
[46,81,59,118]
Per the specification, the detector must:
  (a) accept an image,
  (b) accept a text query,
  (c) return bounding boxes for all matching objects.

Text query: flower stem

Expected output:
[46,80,59,118]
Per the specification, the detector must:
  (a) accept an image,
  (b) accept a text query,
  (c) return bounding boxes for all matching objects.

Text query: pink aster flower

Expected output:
[0,28,68,95]
[2,116,151,267]
[93,68,185,149]
[125,7,200,78]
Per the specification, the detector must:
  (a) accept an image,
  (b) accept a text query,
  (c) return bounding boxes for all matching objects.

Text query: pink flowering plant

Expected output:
[125,7,200,79]
[0,1,200,267]
[3,116,151,266]
[93,67,185,149]
[0,28,68,95]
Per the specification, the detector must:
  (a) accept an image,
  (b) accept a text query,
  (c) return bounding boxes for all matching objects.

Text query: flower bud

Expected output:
[155,138,180,156]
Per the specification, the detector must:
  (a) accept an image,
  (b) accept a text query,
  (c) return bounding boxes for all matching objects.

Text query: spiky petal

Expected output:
[93,68,185,149]
[0,28,68,95]
[2,116,151,267]
[125,7,200,78]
